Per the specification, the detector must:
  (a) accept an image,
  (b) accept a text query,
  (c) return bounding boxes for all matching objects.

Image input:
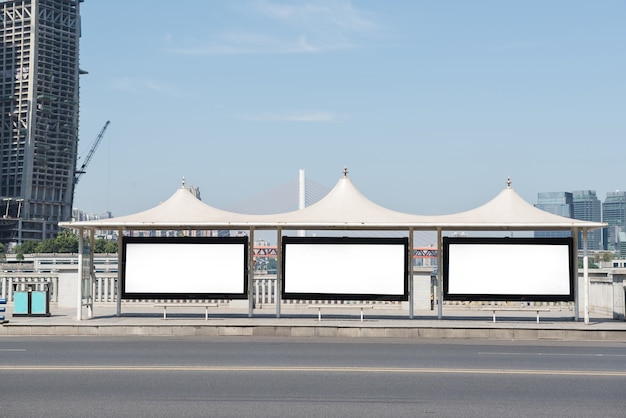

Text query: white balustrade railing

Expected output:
[1,271,623,317]
[90,275,398,307]
[93,275,117,303]
[0,275,58,302]
[253,276,276,306]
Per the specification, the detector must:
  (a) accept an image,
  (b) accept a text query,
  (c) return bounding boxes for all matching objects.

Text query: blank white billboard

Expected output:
[282,237,408,300]
[122,237,247,299]
[443,237,574,301]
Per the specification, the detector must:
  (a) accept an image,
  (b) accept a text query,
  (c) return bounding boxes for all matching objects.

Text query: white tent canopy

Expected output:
[63,184,260,230]
[432,182,604,230]
[250,175,441,230]
[61,175,605,231]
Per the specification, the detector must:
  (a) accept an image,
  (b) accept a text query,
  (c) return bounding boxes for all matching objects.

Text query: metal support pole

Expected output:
[248,227,255,318]
[573,227,579,321]
[116,228,123,317]
[276,227,282,318]
[77,229,84,320]
[298,169,305,237]
[576,228,589,325]
[88,230,94,318]
[408,227,414,319]
[437,228,443,320]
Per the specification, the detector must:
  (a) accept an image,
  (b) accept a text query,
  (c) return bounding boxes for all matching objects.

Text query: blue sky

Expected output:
[74,0,625,218]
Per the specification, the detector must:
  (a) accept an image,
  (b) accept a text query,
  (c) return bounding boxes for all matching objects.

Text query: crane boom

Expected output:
[74,120,110,186]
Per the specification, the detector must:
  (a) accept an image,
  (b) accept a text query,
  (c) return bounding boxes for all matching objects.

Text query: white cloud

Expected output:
[253,0,377,32]
[239,111,338,122]
[169,31,329,55]
[167,0,379,56]
[109,77,185,97]
[490,41,543,52]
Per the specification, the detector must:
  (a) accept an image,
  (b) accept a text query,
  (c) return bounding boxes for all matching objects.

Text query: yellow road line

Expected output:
[0,365,624,377]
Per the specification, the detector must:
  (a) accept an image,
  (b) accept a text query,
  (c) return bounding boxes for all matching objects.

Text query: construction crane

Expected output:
[74,120,110,186]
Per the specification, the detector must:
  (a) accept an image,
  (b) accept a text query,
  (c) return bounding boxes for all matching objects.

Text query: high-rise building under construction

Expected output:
[0,0,82,245]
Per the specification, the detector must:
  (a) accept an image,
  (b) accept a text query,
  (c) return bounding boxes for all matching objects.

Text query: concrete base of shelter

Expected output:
[1,304,625,341]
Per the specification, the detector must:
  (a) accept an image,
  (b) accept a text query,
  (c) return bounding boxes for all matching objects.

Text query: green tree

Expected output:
[93,238,117,253]
[36,239,56,253]
[593,251,615,264]
[103,240,118,253]
[578,259,598,269]
[15,240,38,259]
[54,230,78,253]
[13,230,79,255]
[601,252,614,263]
[93,238,107,253]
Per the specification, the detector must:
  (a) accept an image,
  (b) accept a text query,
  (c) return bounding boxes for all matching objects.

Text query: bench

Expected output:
[308,304,375,322]
[153,303,219,320]
[480,307,551,323]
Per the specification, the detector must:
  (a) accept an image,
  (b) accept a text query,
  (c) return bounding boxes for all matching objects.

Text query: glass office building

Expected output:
[534,192,573,239]
[602,191,626,251]
[572,190,602,250]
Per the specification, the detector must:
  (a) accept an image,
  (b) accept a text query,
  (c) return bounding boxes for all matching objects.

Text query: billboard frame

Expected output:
[281,236,409,301]
[443,236,575,302]
[121,236,248,300]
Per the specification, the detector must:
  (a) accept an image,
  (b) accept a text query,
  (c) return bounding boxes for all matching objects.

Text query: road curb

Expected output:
[2,323,625,341]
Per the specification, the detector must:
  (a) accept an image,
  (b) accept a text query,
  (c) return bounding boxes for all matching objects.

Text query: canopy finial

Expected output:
[182,176,186,188]
[343,166,348,178]
[507,177,511,189]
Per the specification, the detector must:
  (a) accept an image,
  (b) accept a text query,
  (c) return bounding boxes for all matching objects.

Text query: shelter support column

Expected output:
[408,227,414,319]
[437,228,443,320]
[88,230,94,319]
[248,227,255,318]
[77,229,84,320]
[276,227,282,318]
[116,228,123,317]
[576,228,589,325]
[573,227,579,322]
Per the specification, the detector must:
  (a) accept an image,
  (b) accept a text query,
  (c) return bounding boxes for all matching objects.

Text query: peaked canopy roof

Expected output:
[60,174,606,232]
[62,185,257,230]
[433,182,605,230]
[252,175,437,229]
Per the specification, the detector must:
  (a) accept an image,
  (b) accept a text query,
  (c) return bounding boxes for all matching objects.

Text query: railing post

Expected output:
[52,276,58,302]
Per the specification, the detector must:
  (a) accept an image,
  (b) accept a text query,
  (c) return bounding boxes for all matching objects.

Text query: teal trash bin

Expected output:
[12,284,51,317]
[30,284,50,317]
[13,287,29,317]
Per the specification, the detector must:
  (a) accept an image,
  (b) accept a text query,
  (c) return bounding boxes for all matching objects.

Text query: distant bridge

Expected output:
[254,246,438,259]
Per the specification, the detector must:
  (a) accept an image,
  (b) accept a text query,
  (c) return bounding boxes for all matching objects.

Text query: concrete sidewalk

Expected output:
[2,303,626,341]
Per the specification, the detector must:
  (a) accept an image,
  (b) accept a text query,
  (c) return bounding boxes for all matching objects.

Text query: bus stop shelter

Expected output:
[60,173,606,324]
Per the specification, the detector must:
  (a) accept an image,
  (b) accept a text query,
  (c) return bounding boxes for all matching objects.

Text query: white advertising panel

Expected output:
[443,237,574,301]
[282,237,408,301]
[121,237,247,299]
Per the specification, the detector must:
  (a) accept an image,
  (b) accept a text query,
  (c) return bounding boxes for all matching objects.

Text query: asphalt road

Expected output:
[0,336,625,417]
